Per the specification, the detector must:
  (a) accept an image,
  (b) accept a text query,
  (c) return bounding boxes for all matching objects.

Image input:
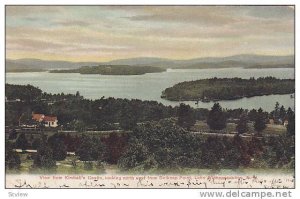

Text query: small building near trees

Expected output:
[32,113,58,128]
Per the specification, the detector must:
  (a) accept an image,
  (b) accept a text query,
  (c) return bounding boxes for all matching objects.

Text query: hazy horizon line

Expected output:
[6,53,295,63]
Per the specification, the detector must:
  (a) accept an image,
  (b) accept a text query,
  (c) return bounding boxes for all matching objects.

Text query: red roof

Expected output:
[32,113,57,122]
[43,116,57,122]
[32,114,44,121]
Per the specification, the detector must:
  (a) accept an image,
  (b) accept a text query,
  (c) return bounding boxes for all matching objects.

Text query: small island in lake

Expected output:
[50,65,166,75]
[161,77,295,102]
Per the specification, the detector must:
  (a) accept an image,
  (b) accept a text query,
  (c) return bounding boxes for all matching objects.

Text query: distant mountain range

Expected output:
[6,54,294,72]
[6,59,101,72]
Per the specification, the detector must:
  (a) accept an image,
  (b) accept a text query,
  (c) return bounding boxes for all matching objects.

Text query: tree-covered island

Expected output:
[50,65,166,75]
[161,77,295,102]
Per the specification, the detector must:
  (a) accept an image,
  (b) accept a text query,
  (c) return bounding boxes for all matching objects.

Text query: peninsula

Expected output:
[161,77,295,102]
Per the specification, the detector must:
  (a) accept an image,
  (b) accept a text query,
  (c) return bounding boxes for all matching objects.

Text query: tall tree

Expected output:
[207,103,227,130]
[287,111,295,137]
[76,135,106,162]
[48,133,67,161]
[118,119,200,171]
[118,138,150,170]
[248,109,257,122]
[273,102,280,123]
[279,105,286,122]
[32,137,41,150]
[5,141,21,170]
[286,108,294,121]
[201,136,225,170]
[102,132,128,164]
[177,103,195,130]
[76,135,93,161]
[236,113,248,134]
[254,108,266,135]
[15,133,28,151]
[8,129,18,140]
[52,140,67,161]
[119,107,137,130]
[33,138,56,169]
[69,120,86,132]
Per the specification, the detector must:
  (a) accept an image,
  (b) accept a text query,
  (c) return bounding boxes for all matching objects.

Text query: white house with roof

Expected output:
[32,113,58,127]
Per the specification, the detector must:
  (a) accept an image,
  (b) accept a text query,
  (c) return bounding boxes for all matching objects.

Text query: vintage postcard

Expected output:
[5,5,295,189]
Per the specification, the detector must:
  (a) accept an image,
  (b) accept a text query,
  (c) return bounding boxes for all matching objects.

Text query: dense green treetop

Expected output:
[50,65,166,75]
[254,108,267,134]
[236,113,248,134]
[162,77,295,101]
[207,103,227,130]
[5,84,42,101]
[177,103,196,130]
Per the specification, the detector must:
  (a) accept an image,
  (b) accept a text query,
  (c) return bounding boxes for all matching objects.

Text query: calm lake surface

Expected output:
[6,68,295,112]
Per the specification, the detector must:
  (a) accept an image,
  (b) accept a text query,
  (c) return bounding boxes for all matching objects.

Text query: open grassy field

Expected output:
[191,120,287,135]
[7,153,293,175]
[6,153,107,175]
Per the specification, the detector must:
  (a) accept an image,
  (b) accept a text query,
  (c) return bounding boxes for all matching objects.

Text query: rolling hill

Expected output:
[6,54,294,72]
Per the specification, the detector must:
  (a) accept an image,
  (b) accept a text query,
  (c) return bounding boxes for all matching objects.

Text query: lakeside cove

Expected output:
[6,68,295,112]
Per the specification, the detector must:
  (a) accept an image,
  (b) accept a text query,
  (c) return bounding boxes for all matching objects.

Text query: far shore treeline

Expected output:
[6,54,294,73]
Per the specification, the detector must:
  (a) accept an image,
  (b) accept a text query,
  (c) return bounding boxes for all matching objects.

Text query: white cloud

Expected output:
[6,6,294,61]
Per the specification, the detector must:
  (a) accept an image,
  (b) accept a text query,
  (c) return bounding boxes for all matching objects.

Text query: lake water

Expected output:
[6,68,295,112]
